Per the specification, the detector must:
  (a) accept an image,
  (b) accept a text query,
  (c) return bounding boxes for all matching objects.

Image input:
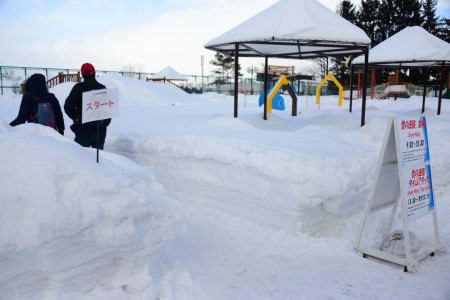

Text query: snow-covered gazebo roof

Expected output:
[150,66,187,81]
[205,0,371,58]
[352,26,450,68]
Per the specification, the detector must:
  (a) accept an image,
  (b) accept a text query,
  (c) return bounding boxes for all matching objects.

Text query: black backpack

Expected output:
[31,96,55,129]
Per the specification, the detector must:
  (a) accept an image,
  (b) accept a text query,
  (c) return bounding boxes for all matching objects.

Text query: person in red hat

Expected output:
[64,63,111,149]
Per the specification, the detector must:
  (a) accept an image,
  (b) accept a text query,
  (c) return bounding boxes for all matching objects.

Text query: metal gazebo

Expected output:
[205,0,372,126]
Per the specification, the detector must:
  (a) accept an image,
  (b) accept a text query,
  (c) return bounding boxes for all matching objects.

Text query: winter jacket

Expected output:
[64,75,111,133]
[9,73,65,135]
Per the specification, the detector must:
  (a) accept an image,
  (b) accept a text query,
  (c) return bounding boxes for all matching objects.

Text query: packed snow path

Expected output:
[107,131,450,299]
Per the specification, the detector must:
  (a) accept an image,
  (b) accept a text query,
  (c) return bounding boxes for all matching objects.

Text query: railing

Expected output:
[373,82,439,99]
[1,65,448,99]
[146,77,182,88]
[0,65,293,96]
[0,65,408,98]
[47,72,81,88]
[0,65,157,95]
[0,65,266,96]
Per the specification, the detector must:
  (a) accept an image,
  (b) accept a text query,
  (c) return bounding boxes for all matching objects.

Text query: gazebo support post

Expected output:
[361,47,369,127]
[371,69,376,99]
[349,65,354,113]
[421,68,428,114]
[263,56,269,120]
[234,43,239,118]
[437,61,444,115]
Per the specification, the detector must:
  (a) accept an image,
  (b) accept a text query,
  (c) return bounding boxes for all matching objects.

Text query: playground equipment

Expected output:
[259,89,285,111]
[374,73,424,99]
[259,75,297,114]
[316,72,343,107]
[375,83,410,99]
[350,68,376,99]
[268,75,288,112]
[353,69,424,100]
[256,65,313,116]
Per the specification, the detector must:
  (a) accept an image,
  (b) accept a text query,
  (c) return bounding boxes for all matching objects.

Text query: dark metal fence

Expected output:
[0,65,267,96]
[0,65,157,95]
[3,65,403,98]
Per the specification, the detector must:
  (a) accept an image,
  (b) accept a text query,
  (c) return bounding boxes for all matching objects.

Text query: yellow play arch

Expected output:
[315,72,343,107]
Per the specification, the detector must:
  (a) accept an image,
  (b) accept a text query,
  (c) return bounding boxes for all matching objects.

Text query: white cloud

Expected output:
[0,0,302,75]
[438,0,450,8]
[4,0,433,77]
[16,1,280,75]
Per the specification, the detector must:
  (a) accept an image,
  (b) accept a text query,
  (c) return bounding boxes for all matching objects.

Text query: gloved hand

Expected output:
[74,115,81,125]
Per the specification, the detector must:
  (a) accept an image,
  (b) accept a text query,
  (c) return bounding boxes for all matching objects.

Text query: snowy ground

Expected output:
[0,74,449,299]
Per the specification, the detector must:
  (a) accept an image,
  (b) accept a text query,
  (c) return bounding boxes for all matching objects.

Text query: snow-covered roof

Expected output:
[205,0,371,58]
[150,66,187,81]
[352,26,450,68]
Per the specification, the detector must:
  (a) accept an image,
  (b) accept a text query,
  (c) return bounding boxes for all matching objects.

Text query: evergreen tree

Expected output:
[376,0,395,41]
[420,0,441,86]
[336,0,358,23]
[421,0,439,34]
[357,0,381,46]
[436,17,450,43]
[209,52,241,84]
[375,0,421,39]
[392,0,422,33]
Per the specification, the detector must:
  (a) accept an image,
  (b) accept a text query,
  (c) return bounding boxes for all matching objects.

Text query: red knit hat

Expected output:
[81,63,95,76]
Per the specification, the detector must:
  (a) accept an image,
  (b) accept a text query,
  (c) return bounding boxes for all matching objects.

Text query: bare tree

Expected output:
[135,64,145,73]
[120,64,136,78]
[307,58,328,79]
[297,64,317,81]
[1,69,23,94]
[1,69,20,81]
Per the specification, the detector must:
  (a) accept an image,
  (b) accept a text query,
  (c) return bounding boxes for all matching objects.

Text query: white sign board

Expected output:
[402,164,435,221]
[396,116,430,165]
[395,116,435,221]
[82,88,119,124]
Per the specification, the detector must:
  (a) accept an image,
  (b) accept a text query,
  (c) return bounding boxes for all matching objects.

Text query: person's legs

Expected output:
[74,133,92,148]
[75,131,106,149]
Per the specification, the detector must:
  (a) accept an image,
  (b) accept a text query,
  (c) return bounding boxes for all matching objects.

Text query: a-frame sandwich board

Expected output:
[354,116,445,272]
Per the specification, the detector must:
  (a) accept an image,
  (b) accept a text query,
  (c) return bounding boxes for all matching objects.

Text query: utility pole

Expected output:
[246,65,259,95]
[201,55,204,93]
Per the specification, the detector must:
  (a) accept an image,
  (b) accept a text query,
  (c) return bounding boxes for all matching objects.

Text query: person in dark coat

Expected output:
[10,73,65,135]
[64,63,111,150]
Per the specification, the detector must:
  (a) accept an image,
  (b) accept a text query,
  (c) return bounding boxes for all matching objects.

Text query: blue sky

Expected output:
[0,0,448,76]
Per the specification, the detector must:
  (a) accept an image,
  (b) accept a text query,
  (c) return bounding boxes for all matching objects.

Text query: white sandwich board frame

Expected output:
[355,116,445,272]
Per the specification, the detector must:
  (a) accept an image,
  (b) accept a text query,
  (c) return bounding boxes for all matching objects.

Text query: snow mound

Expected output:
[97,73,205,106]
[0,121,180,253]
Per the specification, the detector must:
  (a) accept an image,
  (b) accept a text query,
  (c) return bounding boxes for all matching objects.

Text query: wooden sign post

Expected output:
[355,116,445,272]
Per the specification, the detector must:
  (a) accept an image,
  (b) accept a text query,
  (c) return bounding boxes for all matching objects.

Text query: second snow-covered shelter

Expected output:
[205,0,372,126]
[148,66,188,86]
[352,26,450,115]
